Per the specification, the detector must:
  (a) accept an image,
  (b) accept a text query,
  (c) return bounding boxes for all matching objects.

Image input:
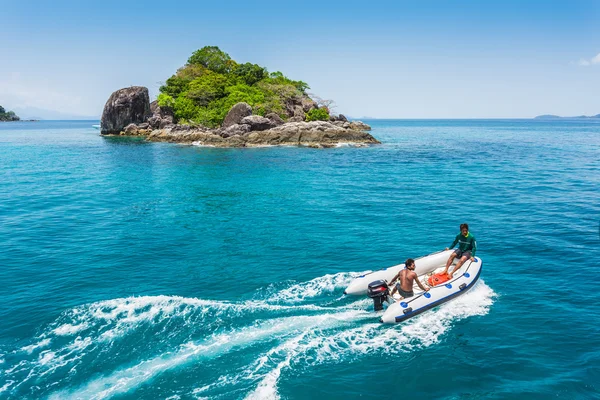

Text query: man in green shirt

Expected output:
[443,223,477,277]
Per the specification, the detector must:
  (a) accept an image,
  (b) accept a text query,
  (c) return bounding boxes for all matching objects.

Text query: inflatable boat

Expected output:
[344,250,482,324]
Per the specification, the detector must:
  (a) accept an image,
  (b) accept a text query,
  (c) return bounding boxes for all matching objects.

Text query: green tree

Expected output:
[0,105,20,121]
[186,70,228,106]
[157,93,175,108]
[305,108,330,122]
[173,96,198,122]
[233,63,267,85]
[187,46,236,74]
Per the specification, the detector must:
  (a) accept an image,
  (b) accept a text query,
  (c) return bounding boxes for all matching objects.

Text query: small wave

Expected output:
[20,338,51,354]
[40,295,338,345]
[265,272,363,303]
[48,310,370,400]
[3,273,495,400]
[4,295,346,398]
[242,281,496,398]
[0,380,15,395]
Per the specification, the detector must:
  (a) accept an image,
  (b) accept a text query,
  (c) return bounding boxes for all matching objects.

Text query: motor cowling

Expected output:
[367,280,389,311]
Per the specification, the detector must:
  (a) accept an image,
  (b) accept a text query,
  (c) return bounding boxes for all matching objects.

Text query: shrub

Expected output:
[305,108,330,122]
[157,93,175,108]
[158,46,316,127]
[186,71,228,106]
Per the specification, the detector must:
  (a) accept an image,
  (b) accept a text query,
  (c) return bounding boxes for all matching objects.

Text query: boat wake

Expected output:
[0,272,495,400]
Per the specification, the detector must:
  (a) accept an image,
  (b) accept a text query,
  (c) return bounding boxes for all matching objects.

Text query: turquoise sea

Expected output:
[1,119,599,399]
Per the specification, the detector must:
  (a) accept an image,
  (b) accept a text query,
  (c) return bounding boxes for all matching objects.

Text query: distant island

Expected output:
[534,114,600,119]
[0,106,20,121]
[99,46,379,147]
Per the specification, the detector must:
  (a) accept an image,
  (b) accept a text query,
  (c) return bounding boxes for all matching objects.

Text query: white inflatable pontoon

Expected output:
[344,250,482,324]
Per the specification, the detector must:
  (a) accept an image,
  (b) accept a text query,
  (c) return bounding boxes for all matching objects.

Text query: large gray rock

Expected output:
[124,123,138,134]
[147,100,174,129]
[348,121,371,131]
[265,113,285,126]
[222,102,252,128]
[147,115,161,129]
[240,115,276,131]
[219,123,252,138]
[159,116,174,129]
[101,86,151,134]
[149,100,174,119]
[301,97,317,113]
[338,114,348,122]
[293,105,306,120]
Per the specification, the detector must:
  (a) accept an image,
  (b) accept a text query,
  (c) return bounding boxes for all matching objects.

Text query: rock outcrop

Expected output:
[145,120,378,148]
[240,115,276,131]
[218,123,251,138]
[222,102,252,128]
[148,100,174,129]
[101,87,151,134]
[265,113,285,126]
[99,87,379,148]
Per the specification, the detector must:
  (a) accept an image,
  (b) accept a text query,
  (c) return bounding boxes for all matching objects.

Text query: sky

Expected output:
[1,0,599,119]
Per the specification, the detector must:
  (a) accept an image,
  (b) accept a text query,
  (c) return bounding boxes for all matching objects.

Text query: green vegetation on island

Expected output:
[0,106,20,121]
[158,46,328,127]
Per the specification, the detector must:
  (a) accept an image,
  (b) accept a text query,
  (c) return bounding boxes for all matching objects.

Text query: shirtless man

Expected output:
[389,258,430,299]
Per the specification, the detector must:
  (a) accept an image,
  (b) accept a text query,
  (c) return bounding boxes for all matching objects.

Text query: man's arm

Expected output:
[388,271,401,285]
[448,235,459,250]
[412,272,429,291]
[470,237,477,258]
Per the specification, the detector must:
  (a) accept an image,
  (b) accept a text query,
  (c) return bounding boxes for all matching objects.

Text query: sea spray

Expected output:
[1,273,495,400]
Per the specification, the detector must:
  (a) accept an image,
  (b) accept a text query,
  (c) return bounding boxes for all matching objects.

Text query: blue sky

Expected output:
[1,0,599,118]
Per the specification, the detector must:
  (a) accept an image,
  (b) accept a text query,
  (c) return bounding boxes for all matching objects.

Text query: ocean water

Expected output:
[0,119,598,399]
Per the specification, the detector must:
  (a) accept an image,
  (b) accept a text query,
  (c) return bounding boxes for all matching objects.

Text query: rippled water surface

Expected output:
[1,119,599,399]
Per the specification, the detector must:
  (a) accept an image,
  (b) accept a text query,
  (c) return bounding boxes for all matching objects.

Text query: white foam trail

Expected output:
[305,281,496,360]
[269,272,362,303]
[243,281,496,398]
[0,380,15,394]
[42,295,334,345]
[20,338,51,354]
[53,323,89,336]
[49,310,371,400]
[6,274,494,400]
[5,293,356,396]
[245,333,309,400]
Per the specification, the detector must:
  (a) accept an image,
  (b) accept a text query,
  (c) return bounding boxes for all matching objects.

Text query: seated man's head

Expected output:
[406,258,415,270]
[460,223,469,235]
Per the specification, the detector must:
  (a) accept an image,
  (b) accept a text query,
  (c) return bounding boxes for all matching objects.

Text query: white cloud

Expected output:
[577,52,600,67]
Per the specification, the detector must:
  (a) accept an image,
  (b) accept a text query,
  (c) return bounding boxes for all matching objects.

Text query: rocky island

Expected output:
[100,46,379,147]
[0,106,20,121]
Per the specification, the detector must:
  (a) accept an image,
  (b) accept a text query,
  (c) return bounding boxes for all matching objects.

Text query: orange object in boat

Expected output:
[428,272,451,286]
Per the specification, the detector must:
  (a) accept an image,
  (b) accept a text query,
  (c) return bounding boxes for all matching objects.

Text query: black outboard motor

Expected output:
[367,280,390,311]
